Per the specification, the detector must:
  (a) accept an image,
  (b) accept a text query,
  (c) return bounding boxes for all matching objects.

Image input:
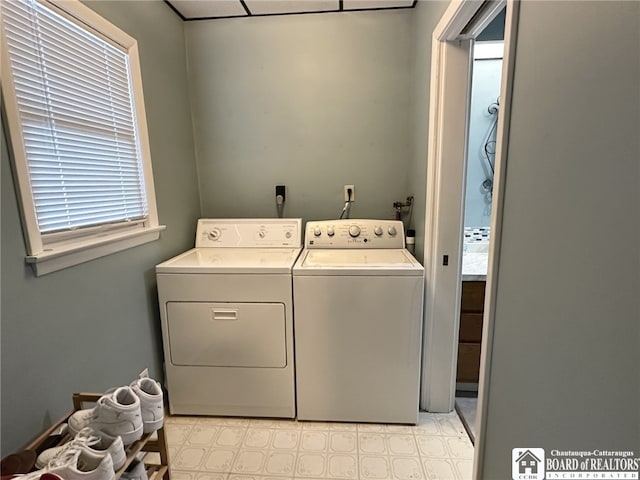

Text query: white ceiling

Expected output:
[166,0,415,20]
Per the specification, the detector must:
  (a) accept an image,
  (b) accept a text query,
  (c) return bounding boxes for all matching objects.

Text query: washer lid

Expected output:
[294,249,423,276]
[156,247,302,274]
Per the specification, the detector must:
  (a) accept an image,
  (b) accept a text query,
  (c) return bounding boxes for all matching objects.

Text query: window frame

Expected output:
[1,0,164,276]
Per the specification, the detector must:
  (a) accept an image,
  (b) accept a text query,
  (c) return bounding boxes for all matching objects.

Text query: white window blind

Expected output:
[1,0,163,275]
[2,0,148,234]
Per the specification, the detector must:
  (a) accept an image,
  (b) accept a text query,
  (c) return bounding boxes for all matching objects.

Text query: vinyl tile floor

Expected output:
[155,411,474,480]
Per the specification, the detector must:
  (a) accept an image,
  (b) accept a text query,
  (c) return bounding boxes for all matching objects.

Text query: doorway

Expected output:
[455,13,505,444]
[419,1,520,478]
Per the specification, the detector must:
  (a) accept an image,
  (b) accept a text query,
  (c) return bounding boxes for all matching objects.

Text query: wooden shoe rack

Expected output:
[24,393,170,480]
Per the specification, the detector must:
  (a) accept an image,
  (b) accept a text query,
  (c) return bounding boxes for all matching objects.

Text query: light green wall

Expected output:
[0,0,200,454]
[410,0,450,263]
[185,9,418,223]
[479,2,640,477]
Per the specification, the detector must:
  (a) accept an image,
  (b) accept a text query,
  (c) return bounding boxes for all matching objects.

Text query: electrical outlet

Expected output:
[139,368,149,379]
[344,184,355,202]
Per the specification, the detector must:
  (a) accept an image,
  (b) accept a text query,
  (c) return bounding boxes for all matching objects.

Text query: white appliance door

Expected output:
[302,249,415,267]
[295,249,423,276]
[167,302,286,367]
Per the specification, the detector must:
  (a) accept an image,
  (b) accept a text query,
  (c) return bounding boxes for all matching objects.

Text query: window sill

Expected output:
[25,225,166,276]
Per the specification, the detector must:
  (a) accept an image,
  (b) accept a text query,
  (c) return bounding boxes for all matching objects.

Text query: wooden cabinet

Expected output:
[457,281,485,383]
[24,393,169,480]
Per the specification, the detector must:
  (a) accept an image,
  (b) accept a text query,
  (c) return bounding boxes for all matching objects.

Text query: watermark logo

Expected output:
[513,448,545,480]
[511,448,639,479]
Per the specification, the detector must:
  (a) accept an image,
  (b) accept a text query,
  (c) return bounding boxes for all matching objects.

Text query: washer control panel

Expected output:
[305,219,405,249]
[195,218,302,248]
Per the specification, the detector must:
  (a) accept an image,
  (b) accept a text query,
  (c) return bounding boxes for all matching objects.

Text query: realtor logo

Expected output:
[512,448,545,480]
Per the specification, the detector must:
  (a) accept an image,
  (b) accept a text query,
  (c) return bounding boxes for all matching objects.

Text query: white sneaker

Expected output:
[120,459,148,480]
[22,448,114,480]
[130,378,164,433]
[36,427,126,471]
[68,387,143,445]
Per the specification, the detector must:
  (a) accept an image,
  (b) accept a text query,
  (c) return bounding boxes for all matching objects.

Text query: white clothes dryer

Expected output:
[156,218,302,417]
[293,219,424,424]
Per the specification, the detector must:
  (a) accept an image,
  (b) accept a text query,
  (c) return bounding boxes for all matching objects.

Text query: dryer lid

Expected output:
[156,247,302,274]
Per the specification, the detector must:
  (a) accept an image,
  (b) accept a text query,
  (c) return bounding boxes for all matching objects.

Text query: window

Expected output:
[1,0,164,276]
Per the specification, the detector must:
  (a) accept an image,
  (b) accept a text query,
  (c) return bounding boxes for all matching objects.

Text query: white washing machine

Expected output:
[156,218,302,418]
[293,219,424,424]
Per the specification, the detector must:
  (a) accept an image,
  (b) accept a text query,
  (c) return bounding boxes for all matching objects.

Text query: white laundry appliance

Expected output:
[293,219,424,424]
[156,218,302,417]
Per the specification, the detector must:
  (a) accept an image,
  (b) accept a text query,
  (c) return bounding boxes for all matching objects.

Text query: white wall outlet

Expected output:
[139,368,149,379]
[344,184,355,202]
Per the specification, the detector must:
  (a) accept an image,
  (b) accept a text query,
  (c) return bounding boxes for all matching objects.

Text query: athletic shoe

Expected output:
[0,450,36,475]
[130,378,164,434]
[38,474,63,480]
[36,427,126,471]
[68,387,143,445]
[20,448,114,480]
[120,459,148,480]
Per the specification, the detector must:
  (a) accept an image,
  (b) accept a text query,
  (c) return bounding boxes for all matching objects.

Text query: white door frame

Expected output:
[420,15,473,413]
[420,2,520,475]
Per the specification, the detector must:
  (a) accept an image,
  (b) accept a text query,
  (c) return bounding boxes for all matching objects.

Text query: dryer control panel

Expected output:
[305,219,405,249]
[196,218,302,248]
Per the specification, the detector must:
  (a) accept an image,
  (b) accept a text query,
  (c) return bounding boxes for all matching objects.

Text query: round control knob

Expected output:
[207,228,221,241]
[258,231,266,239]
[374,226,383,236]
[348,225,361,238]
[313,227,322,237]
[327,226,335,237]
[388,226,397,236]
[285,231,292,239]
